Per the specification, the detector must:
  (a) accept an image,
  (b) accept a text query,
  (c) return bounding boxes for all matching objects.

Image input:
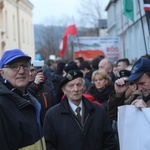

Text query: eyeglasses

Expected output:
[3,63,30,71]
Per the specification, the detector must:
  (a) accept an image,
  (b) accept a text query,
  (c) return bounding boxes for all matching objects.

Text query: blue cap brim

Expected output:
[0,49,32,68]
[127,72,143,81]
[5,55,31,65]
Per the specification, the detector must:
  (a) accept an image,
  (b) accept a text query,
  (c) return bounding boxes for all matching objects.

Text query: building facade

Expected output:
[0,0,35,58]
[106,0,149,61]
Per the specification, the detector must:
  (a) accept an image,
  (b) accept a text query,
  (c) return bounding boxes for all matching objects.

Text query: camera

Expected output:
[31,60,44,67]
[31,60,44,72]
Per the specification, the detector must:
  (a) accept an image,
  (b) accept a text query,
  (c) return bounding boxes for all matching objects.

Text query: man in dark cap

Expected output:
[107,68,142,150]
[0,49,46,149]
[43,69,117,150]
[127,57,150,108]
[107,68,141,121]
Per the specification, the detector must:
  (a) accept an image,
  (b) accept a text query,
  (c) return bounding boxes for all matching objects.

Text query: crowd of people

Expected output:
[0,48,150,150]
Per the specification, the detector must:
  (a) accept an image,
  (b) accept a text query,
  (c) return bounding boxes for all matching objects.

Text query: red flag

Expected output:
[58,19,77,57]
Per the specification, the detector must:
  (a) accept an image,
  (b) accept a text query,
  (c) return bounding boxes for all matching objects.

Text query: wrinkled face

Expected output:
[135,73,150,97]
[98,60,111,74]
[29,66,37,82]
[93,74,108,90]
[1,58,30,93]
[62,77,84,104]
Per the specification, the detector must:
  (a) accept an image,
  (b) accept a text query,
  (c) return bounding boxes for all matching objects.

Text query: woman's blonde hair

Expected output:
[92,70,111,85]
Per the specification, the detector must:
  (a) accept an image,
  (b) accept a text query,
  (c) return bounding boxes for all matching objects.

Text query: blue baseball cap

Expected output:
[127,58,150,81]
[0,49,31,68]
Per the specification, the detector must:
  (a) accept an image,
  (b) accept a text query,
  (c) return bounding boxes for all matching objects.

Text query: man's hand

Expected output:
[34,72,45,85]
[115,77,129,94]
[131,99,147,110]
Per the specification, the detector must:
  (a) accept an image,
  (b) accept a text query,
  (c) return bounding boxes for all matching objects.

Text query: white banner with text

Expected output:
[73,37,120,62]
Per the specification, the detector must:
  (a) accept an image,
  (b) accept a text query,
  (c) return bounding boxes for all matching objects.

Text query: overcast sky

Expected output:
[29,0,109,26]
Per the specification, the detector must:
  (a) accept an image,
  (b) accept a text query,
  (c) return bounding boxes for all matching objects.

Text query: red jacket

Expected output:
[83,93,103,106]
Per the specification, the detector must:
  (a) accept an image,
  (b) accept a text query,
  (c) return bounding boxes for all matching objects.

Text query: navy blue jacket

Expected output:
[0,81,46,150]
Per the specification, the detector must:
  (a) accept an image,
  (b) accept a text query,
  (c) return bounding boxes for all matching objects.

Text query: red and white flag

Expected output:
[58,18,77,57]
[144,0,150,11]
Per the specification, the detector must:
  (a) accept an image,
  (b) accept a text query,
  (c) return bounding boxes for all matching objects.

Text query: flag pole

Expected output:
[121,0,126,57]
[76,35,82,57]
[137,0,148,55]
[73,17,82,58]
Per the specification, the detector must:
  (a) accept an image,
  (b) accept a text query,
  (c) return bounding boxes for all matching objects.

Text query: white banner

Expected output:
[73,37,120,62]
[118,105,150,150]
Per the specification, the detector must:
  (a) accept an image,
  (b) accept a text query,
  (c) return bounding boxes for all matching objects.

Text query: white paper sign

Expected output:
[118,105,150,150]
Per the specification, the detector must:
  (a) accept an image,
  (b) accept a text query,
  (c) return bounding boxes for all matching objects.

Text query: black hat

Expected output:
[127,58,150,81]
[59,70,83,88]
[63,63,79,73]
[117,70,131,78]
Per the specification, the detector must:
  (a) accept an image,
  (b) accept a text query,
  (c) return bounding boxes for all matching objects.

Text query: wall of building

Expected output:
[106,0,149,61]
[0,0,35,59]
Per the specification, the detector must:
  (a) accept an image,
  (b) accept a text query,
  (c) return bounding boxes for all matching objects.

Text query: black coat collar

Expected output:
[59,95,95,114]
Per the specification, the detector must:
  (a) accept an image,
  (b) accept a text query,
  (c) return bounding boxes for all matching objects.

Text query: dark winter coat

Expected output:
[88,83,114,110]
[44,72,63,103]
[0,81,46,150]
[43,96,117,150]
[108,90,143,121]
[28,82,57,126]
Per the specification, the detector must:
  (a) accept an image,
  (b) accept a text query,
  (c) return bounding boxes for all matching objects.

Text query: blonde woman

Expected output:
[88,70,114,110]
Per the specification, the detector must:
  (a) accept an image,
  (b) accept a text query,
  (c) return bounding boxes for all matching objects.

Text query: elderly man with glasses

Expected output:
[0,49,46,150]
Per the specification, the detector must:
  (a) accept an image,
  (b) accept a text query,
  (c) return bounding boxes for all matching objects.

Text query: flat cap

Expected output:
[59,70,83,88]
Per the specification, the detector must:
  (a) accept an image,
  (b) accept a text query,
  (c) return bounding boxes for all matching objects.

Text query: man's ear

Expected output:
[0,69,5,78]
[132,83,138,91]
[61,86,66,94]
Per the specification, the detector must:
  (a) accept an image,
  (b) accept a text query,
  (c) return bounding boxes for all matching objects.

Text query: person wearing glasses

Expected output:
[0,49,46,150]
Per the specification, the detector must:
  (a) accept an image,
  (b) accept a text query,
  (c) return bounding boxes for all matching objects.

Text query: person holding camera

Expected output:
[28,63,57,126]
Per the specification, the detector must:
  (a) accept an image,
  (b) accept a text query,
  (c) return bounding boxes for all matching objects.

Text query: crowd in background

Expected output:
[40,54,150,149]
[1,48,150,150]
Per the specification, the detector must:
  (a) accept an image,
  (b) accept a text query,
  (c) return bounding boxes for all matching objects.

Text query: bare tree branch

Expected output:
[77,0,106,28]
